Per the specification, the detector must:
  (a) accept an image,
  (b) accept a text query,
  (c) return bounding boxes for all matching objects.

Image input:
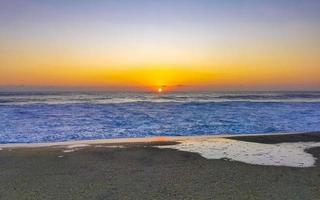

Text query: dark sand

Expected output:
[228,132,320,144]
[1,133,320,200]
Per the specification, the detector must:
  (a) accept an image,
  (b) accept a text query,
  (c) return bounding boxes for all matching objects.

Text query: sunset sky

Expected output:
[0,0,319,91]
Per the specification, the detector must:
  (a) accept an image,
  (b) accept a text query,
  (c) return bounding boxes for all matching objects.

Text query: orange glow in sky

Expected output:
[0,1,319,91]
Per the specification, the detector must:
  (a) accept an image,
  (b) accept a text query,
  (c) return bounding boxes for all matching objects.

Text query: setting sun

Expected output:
[0,1,320,198]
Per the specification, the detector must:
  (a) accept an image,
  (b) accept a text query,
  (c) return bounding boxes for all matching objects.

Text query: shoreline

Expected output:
[2,132,320,168]
[0,131,312,149]
[1,131,320,199]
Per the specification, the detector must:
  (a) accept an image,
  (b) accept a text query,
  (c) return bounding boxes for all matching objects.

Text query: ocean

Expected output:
[0,91,320,143]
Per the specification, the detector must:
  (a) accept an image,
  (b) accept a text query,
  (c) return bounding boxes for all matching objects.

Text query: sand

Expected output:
[0,132,320,200]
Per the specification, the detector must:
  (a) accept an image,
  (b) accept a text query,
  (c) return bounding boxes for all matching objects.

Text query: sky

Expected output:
[0,0,319,91]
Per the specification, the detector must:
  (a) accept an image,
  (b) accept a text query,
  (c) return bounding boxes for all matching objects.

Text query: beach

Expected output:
[1,132,320,200]
[2,0,320,199]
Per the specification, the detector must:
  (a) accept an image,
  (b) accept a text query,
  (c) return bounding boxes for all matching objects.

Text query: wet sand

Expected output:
[0,132,320,200]
[228,132,320,144]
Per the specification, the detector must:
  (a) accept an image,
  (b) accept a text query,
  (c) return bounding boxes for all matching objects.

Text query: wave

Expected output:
[1,91,320,105]
[0,100,320,143]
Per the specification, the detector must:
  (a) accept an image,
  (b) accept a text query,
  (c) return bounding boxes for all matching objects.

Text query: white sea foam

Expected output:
[63,149,74,153]
[66,144,90,149]
[157,138,320,167]
[1,91,320,106]
[1,92,320,143]
[94,145,124,148]
[62,144,91,153]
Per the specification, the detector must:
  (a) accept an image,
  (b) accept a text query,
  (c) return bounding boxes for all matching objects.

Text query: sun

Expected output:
[157,88,162,93]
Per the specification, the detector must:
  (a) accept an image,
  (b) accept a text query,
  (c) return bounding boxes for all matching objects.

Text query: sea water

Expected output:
[0,91,320,143]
